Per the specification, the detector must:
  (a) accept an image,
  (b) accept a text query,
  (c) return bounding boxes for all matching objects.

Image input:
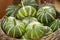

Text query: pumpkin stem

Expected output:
[32,24,35,29]
[21,1,24,7]
[44,9,46,13]
[13,19,16,26]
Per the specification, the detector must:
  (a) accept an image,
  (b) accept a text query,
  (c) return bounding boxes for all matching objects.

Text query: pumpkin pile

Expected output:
[1,0,60,40]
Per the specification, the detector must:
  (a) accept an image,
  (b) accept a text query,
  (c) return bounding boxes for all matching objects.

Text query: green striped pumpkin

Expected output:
[22,0,39,10]
[50,19,60,32]
[22,17,38,25]
[26,21,52,39]
[16,6,36,19]
[6,5,16,16]
[26,21,44,39]
[37,3,56,25]
[1,17,26,38]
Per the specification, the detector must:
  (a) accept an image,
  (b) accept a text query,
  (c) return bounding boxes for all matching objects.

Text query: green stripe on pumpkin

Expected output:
[7,26,14,35]
[23,7,27,16]
[45,14,48,23]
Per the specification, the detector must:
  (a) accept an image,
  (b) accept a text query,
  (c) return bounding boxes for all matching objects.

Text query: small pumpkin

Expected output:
[50,19,60,32]
[21,0,39,10]
[37,3,56,25]
[1,17,26,38]
[16,6,36,19]
[22,17,38,25]
[26,21,44,39]
[6,5,16,16]
[25,21,52,39]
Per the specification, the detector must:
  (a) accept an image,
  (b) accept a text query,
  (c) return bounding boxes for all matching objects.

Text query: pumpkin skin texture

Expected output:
[21,0,39,10]
[50,19,60,32]
[37,3,56,26]
[40,26,52,36]
[22,0,36,5]
[22,17,38,25]
[26,21,44,40]
[16,6,36,19]
[1,17,26,38]
[21,34,31,40]
[6,5,16,16]
[25,21,52,39]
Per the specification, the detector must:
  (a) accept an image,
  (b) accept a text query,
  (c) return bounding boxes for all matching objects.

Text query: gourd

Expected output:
[37,3,56,25]
[21,0,38,10]
[6,5,16,16]
[26,21,44,39]
[1,17,26,38]
[50,19,60,32]
[22,17,38,25]
[25,21,52,39]
[16,6,36,19]
[22,0,36,5]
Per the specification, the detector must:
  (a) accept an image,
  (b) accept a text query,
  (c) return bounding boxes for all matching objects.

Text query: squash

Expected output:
[26,21,44,39]
[22,0,36,5]
[37,3,56,25]
[26,21,52,39]
[16,6,36,19]
[50,19,60,32]
[21,0,38,10]
[6,4,22,17]
[22,17,38,25]
[1,16,26,38]
[6,5,16,16]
